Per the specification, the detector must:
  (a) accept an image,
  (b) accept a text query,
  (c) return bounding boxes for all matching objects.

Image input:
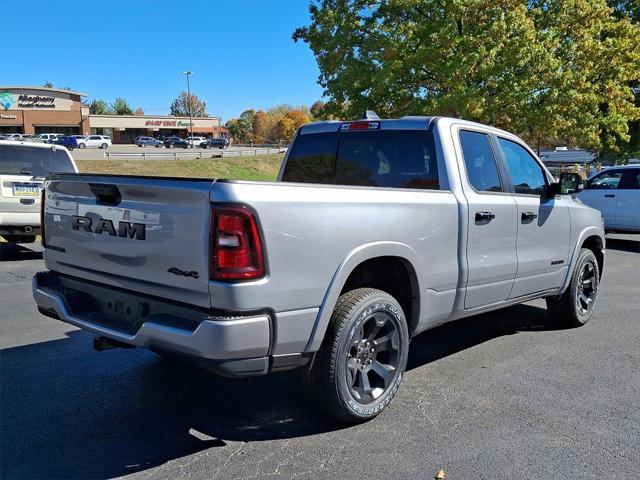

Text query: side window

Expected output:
[498,138,546,195]
[586,170,623,190]
[619,169,640,189]
[459,130,503,192]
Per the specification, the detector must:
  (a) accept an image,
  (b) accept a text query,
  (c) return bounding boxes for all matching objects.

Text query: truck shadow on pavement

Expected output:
[1,303,565,479]
[605,236,640,253]
[0,243,43,262]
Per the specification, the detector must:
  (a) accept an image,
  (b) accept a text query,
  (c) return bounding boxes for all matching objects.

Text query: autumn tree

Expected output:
[110,97,133,115]
[170,91,208,117]
[294,0,640,158]
[310,100,327,120]
[252,110,269,143]
[133,107,145,116]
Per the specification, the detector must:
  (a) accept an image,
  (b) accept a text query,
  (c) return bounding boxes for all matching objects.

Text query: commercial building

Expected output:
[0,86,227,143]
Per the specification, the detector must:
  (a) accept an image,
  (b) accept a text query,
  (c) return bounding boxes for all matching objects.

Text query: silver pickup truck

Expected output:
[33,115,605,422]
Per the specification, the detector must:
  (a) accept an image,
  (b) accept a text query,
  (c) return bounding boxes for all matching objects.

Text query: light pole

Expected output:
[181,71,193,146]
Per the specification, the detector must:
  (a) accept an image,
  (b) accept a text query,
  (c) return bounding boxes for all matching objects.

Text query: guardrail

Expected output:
[104,147,287,160]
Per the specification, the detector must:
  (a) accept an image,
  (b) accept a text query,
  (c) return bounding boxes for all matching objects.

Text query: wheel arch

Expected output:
[304,242,421,353]
[559,227,605,294]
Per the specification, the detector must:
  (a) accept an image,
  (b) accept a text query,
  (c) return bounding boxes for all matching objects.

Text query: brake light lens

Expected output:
[40,188,46,248]
[340,121,380,131]
[210,205,265,281]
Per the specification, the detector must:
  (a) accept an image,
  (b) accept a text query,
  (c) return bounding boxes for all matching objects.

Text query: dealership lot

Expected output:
[0,235,638,479]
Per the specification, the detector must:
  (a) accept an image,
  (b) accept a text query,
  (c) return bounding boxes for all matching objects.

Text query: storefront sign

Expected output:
[1,114,17,119]
[17,94,55,109]
[145,119,192,128]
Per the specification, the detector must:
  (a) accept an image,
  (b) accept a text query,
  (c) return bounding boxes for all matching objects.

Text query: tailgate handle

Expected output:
[89,183,121,206]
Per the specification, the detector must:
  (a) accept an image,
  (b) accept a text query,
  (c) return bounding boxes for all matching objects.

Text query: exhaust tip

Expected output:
[24,226,33,233]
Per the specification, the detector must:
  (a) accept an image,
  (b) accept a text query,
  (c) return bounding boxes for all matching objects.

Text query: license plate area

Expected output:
[13,183,40,197]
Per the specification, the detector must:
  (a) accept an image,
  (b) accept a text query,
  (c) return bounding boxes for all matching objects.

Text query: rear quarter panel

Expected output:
[209,180,460,348]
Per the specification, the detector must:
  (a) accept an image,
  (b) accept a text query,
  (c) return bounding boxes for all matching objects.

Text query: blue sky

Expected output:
[0,0,323,122]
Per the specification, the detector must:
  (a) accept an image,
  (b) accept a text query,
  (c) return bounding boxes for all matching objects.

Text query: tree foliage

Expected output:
[89,99,111,115]
[133,107,145,116]
[225,105,311,143]
[294,0,640,158]
[110,97,133,115]
[170,91,208,117]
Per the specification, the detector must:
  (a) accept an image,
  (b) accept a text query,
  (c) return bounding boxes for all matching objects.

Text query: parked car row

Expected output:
[0,133,112,149]
[134,135,229,149]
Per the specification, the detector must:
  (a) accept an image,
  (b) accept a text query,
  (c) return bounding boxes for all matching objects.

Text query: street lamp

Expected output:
[181,71,193,146]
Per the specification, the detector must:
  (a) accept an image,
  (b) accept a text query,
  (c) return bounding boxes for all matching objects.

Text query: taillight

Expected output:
[210,205,265,281]
[40,188,46,248]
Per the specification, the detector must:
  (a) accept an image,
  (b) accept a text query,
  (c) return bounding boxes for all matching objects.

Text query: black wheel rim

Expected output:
[576,260,597,316]
[346,311,401,404]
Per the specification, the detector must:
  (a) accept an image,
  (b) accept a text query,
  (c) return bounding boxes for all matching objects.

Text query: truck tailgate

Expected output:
[43,174,214,308]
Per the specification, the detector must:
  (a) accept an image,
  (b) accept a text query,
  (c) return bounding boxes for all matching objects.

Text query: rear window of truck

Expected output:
[0,144,75,177]
[283,130,439,190]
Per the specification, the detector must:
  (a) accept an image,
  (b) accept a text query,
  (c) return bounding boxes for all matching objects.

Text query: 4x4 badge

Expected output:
[167,267,199,279]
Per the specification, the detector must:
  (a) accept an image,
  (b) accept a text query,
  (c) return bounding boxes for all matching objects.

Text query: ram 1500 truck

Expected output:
[33,115,605,422]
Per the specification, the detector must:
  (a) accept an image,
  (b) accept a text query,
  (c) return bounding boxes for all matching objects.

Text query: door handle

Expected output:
[521,211,538,221]
[475,211,496,222]
[604,194,616,198]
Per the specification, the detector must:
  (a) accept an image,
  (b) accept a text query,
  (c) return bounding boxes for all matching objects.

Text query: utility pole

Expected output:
[181,71,193,146]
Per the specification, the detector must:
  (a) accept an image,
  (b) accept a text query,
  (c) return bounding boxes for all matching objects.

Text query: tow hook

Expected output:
[93,336,134,351]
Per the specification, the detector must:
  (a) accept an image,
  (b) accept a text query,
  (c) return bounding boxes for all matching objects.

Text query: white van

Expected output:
[0,141,78,243]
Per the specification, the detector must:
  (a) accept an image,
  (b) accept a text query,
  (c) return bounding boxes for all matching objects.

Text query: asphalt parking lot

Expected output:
[1,235,638,479]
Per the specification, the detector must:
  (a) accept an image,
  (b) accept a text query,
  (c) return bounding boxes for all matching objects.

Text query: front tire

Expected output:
[79,143,86,149]
[306,288,409,423]
[546,248,600,327]
[140,142,146,147]
[100,143,108,149]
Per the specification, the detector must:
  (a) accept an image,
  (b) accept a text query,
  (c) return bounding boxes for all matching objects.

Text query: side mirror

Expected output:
[546,173,584,197]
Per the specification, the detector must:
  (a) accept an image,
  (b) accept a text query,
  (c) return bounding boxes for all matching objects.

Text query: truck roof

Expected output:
[299,115,519,139]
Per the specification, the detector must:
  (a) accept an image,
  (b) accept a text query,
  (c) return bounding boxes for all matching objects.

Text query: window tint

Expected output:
[282,132,337,183]
[459,131,502,192]
[586,170,623,189]
[619,169,640,189]
[0,145,75,176]
[498,138,546,195]
[334,130,438,189]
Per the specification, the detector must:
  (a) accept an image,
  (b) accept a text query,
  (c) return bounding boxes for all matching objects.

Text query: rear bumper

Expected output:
[0,211,40,232]
[32,271,289,376]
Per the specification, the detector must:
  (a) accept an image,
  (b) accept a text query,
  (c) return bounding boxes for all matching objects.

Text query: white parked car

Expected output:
[0,140,78,243]
[77,135,112,149]
[578,165,640,233]
[187,136,207,147]
[34,133,63,143]
[1,133,24,141]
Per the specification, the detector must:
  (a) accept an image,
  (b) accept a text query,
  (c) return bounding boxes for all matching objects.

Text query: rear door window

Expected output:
[459,130,503,192]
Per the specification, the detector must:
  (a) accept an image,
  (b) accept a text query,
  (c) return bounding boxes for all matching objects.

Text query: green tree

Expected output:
[110,97,133,115]
[295,0,640,158]
[43,81,54,88]
[89,99,111,115]
[170,91,208,117]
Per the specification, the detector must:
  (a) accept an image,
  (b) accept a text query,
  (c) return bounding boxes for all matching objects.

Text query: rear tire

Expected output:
[306,288,409,423]
[546,248,599,327]
[140,142,146,147]
[100,143,108,149]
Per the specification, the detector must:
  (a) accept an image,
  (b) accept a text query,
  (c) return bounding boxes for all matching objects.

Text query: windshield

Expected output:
[0,144,76,177]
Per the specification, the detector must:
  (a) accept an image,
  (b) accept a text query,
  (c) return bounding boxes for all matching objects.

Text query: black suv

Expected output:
[200,138,229,149]
[163,137,189,149]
